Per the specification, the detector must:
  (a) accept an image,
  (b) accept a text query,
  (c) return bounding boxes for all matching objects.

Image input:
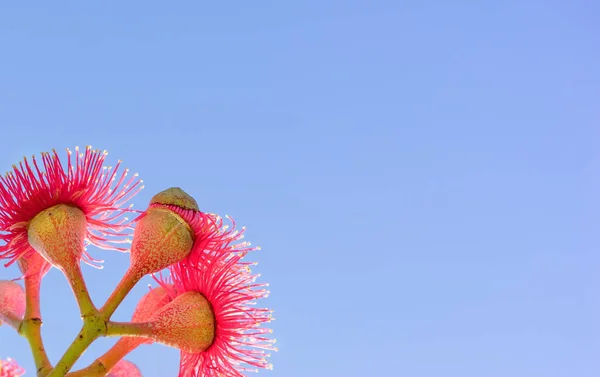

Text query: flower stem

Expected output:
[18,275,52,377]
[63,264,97,317]
[98,340,136,372]
[106,321,154,338]
[99,268,140,320]
[65,360,106,377]
[49,268,142,376]
[67,337,141,377]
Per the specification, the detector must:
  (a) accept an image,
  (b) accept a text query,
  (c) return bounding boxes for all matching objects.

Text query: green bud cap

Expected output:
[150,187,199,211]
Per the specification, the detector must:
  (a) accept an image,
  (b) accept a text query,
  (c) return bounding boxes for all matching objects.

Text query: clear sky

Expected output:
[0,1,598,377]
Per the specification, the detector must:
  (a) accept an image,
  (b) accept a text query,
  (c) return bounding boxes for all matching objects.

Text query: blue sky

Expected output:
[0,1,598,376]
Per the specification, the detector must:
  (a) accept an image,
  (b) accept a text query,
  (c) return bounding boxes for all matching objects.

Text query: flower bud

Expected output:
[26,204,96,315]
[0,280,25,327]
[129,188,197,278]
[149,187,198,211]
[100,189,197,320]
[27,204,86,273]
[148,291,215,353]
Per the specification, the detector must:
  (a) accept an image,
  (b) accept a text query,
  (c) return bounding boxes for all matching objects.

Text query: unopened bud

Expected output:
[129,188,198,277]
[0,280,25,325]
[150,187,199,211]
[27,204,86,273]
[148,291,215,353]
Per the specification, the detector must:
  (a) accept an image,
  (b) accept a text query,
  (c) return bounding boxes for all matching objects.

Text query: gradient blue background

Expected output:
[0,1,598,376]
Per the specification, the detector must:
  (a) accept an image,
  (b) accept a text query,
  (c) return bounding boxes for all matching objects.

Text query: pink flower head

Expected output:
[0,358,25,377]
[151,203,255,266]
[0,146,142,268]
[0,280,25,325]
[127,187,253,278]
[158,242,276,377]
[107,360,142,377]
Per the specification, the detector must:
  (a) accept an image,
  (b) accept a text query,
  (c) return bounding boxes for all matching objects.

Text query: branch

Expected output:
[18,275,52,377]
[99,268,140,320]
[66,337,144,377]
[66,360,106,377]
[46,314,107,377]
[106,321,154,338]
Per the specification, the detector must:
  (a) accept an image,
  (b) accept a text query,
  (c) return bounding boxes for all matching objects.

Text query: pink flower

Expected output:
[169,210,254,265]
[124,187,253,282]
[159,238,276,377]
[0,280,25,328]
[107,360,142,377]
[142,187,256,268]
[0,146,142,268]
[0,358,25,377]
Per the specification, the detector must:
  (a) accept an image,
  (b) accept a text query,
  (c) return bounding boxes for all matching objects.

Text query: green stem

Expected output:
[18,276,52,377]
[67,336,144,377]
[67,321,155,376]
[106,321,155,338]
[65,360,106,377]
[99,268,140,320]
[63,264,96,317]
[48,268,144,376]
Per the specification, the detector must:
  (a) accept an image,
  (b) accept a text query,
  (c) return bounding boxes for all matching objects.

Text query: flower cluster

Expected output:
[0,147,275,377]
[0,358,25,377]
